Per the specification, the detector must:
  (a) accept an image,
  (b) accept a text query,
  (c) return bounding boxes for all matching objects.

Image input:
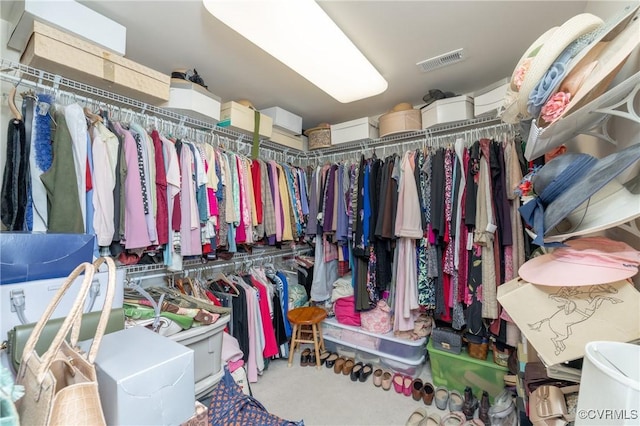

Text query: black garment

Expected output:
[374,157,390,237]
[491,142,513,247]
[368,158,382,244]
[228,283,250,364]
[465,142,480,227]
[430,149,446,240]
[1,119,28,230]
[271,292,288,349]
[353,155,367,258]
[415,150,427,231]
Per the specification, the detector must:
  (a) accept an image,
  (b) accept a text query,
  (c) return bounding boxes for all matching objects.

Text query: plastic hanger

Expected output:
[210,271,239,296]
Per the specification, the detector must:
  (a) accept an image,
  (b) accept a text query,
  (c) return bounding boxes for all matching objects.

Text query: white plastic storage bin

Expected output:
[330,117,379,144]
[421,95,474,129]
[473,78,509,118]
[323,317,426,359]
[269,127,306,151]
[323,334,425,377]
[260,106,303,135]
[169,315,230,398]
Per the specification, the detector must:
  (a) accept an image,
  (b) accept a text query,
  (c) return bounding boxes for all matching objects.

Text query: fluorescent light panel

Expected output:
[202,0,388,103]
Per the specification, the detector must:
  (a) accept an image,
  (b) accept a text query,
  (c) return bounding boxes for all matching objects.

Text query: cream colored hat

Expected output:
[502,13,603,124]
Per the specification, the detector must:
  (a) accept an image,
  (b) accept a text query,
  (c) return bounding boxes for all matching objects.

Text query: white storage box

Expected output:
[169,315,230,398]
[269,127,306,151]
[330,117,379,144]
[219,101,273,138]
[260,106,302,135]
[89,326,195,426]
[421,95,474,129]
[323,317,427,360]
[0,267,125,342]
[7,0,127,55]
[323,334,425,377]
[473,78,509,118]
[163,78,221,123]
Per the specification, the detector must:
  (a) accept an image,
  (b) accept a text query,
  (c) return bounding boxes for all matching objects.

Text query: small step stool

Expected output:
[287,306,327,369]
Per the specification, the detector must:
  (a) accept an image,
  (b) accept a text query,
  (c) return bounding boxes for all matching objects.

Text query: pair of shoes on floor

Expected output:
[324,352,340,369]
[299,348,316,366]
[349,362,374,382]
[372,368,393,391]
[333,357,355,375]
[405,408,440,426]
[392,373,414,397]
[410,378,435,405]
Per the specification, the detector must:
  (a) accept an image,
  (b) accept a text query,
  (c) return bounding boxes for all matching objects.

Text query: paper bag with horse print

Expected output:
[497,277,640,366]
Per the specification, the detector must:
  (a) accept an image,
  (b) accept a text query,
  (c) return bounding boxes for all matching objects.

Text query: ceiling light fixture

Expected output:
[202,0,388,103]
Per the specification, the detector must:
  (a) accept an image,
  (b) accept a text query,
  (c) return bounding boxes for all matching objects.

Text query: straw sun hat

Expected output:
[502,13,603,124]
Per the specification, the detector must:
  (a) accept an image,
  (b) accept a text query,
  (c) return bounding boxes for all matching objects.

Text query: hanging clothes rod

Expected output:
[124,246,312,280]
[0,57,301,163]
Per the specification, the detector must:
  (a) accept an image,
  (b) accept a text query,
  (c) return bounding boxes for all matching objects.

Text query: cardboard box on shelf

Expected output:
[20,21,170,104]
[219,101,273,138]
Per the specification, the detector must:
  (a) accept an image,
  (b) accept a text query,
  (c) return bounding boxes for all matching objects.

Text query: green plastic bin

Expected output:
[427,339,508,403]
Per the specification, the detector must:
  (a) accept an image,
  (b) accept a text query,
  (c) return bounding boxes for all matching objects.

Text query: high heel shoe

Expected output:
[359,363,373,382]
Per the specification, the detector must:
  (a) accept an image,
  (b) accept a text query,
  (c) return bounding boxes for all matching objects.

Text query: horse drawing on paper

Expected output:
[528,284,622,355]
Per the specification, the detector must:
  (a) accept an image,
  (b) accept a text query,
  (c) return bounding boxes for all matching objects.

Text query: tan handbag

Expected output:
[16,257,118,426]
[529,384,580,426]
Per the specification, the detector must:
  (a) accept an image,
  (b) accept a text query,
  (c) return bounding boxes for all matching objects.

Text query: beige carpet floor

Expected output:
[250,347,452,426]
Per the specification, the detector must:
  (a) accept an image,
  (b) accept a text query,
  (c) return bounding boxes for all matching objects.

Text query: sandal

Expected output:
[333,357,346,374]
[325,353,339,368]
[405,407,428,426]
[359,363,373,382]
[319,351,331,366]
[342,359,355,375]
[350,362,363,381]
[441,412,466,426]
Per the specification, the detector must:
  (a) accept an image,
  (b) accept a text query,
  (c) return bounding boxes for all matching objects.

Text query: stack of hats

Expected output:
[517,143,640,246]
[501,4,640,159]
[497,236,640,366]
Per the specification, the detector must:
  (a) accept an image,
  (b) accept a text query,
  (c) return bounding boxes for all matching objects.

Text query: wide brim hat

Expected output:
[544,178,640,243]
[518,236,640,286]
[501,13,604,124]
[536,6,640,126]
[519,143,640,245]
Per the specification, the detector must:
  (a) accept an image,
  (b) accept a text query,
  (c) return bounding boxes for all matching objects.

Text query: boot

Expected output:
[478,390,491,425]
[462,386,479,420]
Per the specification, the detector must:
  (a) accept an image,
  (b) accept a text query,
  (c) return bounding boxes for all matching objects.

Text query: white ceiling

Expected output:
[53,2,604,130]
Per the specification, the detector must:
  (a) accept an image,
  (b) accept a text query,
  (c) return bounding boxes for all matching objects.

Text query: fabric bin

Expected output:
[169,315,230,399]
[323,317,427,360]
[219,101,273,138]
[421,95,474,128]
[305,126,331,150]
[21,21,170,104]
[473,77,509,118]
[163,78,221,123]
[378,109,422,137]
[427,339,507,403]
[330,117,379,144]
[260,106,302,135]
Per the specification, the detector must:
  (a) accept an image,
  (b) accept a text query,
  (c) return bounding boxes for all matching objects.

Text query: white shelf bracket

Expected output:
[593,82,640,125]
[580,115,618,146]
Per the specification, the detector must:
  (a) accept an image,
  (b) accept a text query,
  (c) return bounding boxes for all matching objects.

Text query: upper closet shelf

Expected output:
[525,71,640,161]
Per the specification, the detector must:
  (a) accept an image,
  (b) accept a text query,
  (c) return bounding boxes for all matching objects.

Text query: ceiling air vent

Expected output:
[416,48,465,73]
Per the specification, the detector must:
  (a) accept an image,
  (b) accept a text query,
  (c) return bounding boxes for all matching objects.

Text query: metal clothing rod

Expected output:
[124,246,312,280]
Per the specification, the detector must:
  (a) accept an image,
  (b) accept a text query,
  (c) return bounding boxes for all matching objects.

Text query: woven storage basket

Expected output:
[305,124,331,150]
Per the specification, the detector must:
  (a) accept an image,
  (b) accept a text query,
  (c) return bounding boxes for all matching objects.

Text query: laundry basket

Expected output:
[576,341,640,425]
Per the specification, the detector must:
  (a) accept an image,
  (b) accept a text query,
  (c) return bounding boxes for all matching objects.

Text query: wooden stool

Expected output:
[287,306,327,369]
